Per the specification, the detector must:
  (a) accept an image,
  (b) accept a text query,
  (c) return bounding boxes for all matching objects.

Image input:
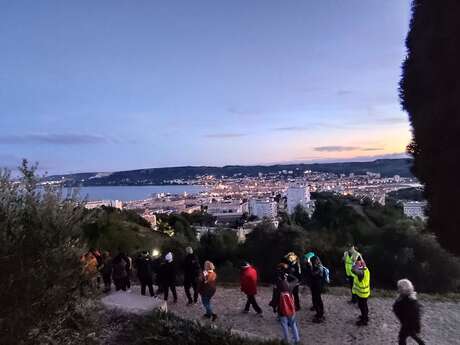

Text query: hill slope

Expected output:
[44,158,413,186]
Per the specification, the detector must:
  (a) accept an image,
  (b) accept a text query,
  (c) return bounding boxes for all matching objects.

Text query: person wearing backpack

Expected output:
[308,255,326,323]
[393,279,425,345]
[198,260,218,321]
[269,263,301,345]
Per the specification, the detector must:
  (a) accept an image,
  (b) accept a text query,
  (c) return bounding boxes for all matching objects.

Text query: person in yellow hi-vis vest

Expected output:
[343,245,361,303]
[351,256,370,326]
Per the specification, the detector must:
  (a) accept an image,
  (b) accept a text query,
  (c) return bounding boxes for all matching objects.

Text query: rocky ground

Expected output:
[163,286,460,345]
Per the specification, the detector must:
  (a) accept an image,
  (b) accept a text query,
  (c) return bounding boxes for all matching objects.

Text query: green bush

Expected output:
[114,310,283,345]
[0,161,87,344]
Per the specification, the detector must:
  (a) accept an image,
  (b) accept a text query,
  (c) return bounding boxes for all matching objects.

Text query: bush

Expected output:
[0,161,87,344]
[114,310,283,345]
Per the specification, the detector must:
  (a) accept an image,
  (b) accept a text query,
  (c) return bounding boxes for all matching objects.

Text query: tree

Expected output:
[401,0,460,255]
[0,161,87,344]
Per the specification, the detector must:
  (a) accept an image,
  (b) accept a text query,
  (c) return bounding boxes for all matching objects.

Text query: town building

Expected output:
[286,186,311,214]
[248,198,278,219]
[85,199,123,210]
[403,201,427,220]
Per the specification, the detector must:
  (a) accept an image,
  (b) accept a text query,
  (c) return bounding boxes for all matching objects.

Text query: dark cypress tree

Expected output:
[400,0,460,255]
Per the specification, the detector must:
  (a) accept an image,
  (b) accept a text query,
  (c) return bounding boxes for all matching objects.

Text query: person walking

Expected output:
[393,279,425,345]
[198,260,217,321]
[343,245,361,303]
[351,257,370,326]
[308,256,325,323]
[284,252,302,311]
[182,247,200,305]
[100,251,113,293]
[112,253,129,291]
[269,263,300,345]
[135,251,156,297]
[240,261,263,316]
[161,252,177,303]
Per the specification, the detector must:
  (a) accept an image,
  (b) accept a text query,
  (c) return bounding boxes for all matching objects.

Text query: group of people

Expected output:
[81,245,425,345]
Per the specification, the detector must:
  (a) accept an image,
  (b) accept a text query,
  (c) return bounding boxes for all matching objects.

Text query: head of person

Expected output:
[276,263,288,278]
[165,252,173,263]
[240,261,250,270]
[397,279,417,299]
[142,250,149,257]
[204,260,215,271]
[354,256,365,269]
[285,252,297,264]
[311,255,321,266]
[185,246,193,255]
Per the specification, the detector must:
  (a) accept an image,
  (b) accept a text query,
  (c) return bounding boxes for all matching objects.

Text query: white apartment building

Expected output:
[286,186,311,214]
[403,201,427,220]
[248,199,278,219]
[85,199,123,210]
[206,199,248,219]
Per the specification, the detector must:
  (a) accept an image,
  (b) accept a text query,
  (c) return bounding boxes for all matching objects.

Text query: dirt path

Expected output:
[164,286,460,345]
[99,285,460,344]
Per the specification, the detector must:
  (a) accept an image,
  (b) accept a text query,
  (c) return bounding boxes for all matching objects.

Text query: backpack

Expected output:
[322,266,330,284]
[278,291,295,317]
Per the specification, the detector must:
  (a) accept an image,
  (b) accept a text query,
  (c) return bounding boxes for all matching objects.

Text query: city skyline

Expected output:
[0,1,412,174]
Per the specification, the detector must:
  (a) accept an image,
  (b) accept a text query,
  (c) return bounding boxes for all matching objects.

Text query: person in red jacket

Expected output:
[240,261,263,316]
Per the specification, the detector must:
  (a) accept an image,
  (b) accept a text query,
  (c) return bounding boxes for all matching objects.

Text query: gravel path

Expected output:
[163,286,460,345]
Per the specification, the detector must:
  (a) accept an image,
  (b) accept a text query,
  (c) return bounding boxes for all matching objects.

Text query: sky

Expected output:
[0,0,412,174]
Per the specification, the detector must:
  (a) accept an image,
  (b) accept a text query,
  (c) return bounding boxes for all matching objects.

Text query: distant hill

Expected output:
[43,158,413,186]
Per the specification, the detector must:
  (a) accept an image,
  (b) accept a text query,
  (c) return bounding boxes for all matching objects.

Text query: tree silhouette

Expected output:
[401,0,460,255]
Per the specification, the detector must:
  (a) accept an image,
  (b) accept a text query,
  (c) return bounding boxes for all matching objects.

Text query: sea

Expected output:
[60,185,208,201]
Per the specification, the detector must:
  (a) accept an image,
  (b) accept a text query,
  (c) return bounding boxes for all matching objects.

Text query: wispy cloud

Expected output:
[337,89,353,96]
[378,117,408,124]
[314,146,360,152]
[0,133,110,145]
[313,146,385,153]
[362,147,384,151]
[204,133,247,139]
[272,126,309,132]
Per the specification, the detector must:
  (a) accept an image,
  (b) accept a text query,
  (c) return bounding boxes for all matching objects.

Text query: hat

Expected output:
[165,252,173,262]
[240,261,250,269]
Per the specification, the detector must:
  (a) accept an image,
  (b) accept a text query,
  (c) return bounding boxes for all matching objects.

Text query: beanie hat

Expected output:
[240,261,250,269]
[165,252,173,262]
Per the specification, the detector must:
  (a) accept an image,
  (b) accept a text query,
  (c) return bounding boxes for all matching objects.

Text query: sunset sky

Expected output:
[0,1,412,174]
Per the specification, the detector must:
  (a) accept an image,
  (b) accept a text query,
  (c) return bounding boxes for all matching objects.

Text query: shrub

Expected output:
[114,310,283,345]
[0,161,87,344]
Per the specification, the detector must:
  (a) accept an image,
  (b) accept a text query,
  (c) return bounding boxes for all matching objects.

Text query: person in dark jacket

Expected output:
[135,251,156,297]
[284,252,302,311]
[182,247,200,304]
[161,252,177,302]
[112,253,129,291]
[240,261,262,315]
[393,279,425,345]
[308,255,325,323]
[100,251,113,293]
[269,263,300,344]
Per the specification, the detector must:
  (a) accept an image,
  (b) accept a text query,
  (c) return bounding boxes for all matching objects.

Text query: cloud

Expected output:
[362,147,385,151]
[378,117,408,124]
[272,126,309,132]
[337,89,353,96]
[314,146,360,152]
[314,146,385,152]
[0,133,110,145]
[204,133,247,139]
